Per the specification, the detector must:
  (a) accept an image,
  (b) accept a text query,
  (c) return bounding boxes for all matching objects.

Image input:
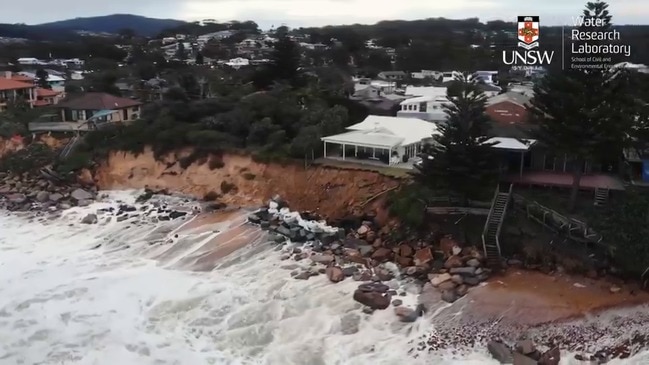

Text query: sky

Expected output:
[2,0,646,28]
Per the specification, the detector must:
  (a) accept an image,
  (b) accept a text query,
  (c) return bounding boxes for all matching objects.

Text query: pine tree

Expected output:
[269,34,301,83]
[35,68,50,89]
[175,42,187,60]
[528,0,632,211]
[195,51,204,65]
[414,73,498,203]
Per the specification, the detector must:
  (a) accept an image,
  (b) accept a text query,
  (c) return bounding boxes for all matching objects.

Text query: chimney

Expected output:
[4,71,11,79]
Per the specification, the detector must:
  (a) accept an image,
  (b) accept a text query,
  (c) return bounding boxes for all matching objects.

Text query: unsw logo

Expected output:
[502,16,555,66]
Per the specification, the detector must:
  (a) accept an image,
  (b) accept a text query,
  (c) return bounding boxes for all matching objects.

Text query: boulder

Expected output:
[398,244,414,257]
[451,275,464,285]
[538,347,560,365]
[49,193,63,202]
[391,299,403,307]
[516,340,536,355]
[394,306,418,322]
[610,286,621,294]
[456,284,468,297]
[311,254,335,265]
[81,214,98,224]
[414,247,433,266]
[353,290,390,310]
[35,191,50,202]
[430,273,452,287]
[7,193,26,204]
[371,247,392,261]
[488,341,513,364]
[444,255,463,269]
[450,267,477,276]
[441,290,458,303]
[452,245,462,256]
[513,352,539,365]
[71,188,93,201]
[466,258,481,268]
[358,282,389,293]
[437,280,457,291]
[357,225,369,235]
[326,266,345,283]
[463,276,482,286]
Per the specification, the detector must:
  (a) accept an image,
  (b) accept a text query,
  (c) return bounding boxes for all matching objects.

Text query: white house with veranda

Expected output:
[321,115,439,167]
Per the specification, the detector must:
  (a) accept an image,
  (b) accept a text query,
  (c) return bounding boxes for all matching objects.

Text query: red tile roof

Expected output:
[36,88,60,97]
[56,92,141,110]
[0,78,35,91]
[8,74,35,82]
[33,99,52,107]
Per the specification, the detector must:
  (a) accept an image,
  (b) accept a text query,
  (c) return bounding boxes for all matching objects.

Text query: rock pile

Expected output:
[247,196,491,322]
[0,171,98,212]
[425,245,490,304]
[487,339,560,365]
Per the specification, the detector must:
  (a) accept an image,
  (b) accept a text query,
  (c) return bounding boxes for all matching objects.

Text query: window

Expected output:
[133,106,140,112]
[544,153,555,170]
[419,102,427,112]
[123,109,128,120]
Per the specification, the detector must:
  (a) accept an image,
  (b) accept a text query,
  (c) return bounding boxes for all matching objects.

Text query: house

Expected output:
[482,92,624,192]
[397,95,451,123]
[55,92,142,126]
[224,57,250,68]
[377,71,406,81]
[485,91,532,127]
[472,71,499,84]
[411,70,442,80]
[0,78,36,112]
[33,88,63,107]
[404,86,447,97]
[477,83,502,98]
[441,71,462,83]
[321,115,439,167]
[17,57,41,65]
[18,71,65,92]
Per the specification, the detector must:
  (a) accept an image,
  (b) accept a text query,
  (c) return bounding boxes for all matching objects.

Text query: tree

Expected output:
[269,34,301,83]
[175,42,187,60]
[35,68,50,89]
[414,73,498,203]
[528,0,632,211]
[195,51,204,65]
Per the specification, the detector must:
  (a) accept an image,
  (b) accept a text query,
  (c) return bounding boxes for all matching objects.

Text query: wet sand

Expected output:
[463,270,649,326]
[163,209,266,271]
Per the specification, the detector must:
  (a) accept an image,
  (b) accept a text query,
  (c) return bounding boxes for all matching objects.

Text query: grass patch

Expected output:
[220,181,237,194]
[242,172,256,180]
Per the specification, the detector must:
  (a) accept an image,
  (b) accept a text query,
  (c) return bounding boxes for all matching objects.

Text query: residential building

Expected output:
[411,70,442,80]
[441,71,462,83]
[472,71,499,84]
[477,83,502,98]
[397,95,451,123]
[485,91,532,127]
[299,42,327,50]
[55,92,142,125]
[0,78,36,112]
[18,71,66,92]
[33,88,63,107]
[404,86,447,97]
[377,71,406,81]
[17,57,41,65]
[321,115,439,167]
[224,57,250,68]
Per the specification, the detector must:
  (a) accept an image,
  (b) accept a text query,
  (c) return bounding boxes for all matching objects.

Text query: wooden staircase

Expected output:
[482,184,513,269]
[59,134,81,159]
[594,187,609,207]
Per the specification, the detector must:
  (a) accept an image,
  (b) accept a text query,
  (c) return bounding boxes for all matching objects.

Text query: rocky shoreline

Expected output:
[247,196,649,364]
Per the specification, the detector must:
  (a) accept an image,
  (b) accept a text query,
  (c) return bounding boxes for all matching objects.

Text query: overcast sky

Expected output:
[3,0,645,28]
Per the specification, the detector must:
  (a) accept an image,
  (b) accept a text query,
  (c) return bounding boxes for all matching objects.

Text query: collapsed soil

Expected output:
[93,148,401,221]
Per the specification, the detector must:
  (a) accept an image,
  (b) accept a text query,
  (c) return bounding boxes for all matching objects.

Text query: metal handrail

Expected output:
[494,184,513,257]
[481,184,500,257]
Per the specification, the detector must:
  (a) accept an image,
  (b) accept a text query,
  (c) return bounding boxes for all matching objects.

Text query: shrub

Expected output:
[242,172,256,180]
[203,191,220,201]
[0,143,55,174]
[220,181,237,194]
[208,156,225,169]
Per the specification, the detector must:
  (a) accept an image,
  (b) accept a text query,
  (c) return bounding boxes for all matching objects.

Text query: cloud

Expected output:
[0,0,646,26]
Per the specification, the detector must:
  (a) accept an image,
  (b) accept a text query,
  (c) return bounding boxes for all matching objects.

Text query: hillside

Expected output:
[37,14,187,37]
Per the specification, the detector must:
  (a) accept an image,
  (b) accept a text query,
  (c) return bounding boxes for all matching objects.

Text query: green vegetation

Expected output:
[590,189,649,277]
[0,143,55,174]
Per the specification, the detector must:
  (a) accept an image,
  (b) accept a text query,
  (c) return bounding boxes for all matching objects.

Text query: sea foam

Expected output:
[0,189,647,365]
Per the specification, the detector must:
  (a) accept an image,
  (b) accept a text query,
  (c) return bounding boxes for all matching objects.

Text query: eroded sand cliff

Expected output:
[93,149,402,220]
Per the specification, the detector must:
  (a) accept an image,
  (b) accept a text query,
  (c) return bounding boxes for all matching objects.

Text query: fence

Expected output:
[511,193,603,244]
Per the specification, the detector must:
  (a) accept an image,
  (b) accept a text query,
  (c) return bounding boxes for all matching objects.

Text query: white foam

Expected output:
[0,190,647,365]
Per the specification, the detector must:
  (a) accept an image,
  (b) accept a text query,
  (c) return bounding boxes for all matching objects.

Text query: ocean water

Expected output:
[0,190,646,365]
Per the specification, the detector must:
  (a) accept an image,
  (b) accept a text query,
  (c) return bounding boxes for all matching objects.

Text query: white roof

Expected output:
[346,115,440,145]
[400,95,448,104]
[321,129,404,148]
[405,86,447,97]
[487,137,537,151]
